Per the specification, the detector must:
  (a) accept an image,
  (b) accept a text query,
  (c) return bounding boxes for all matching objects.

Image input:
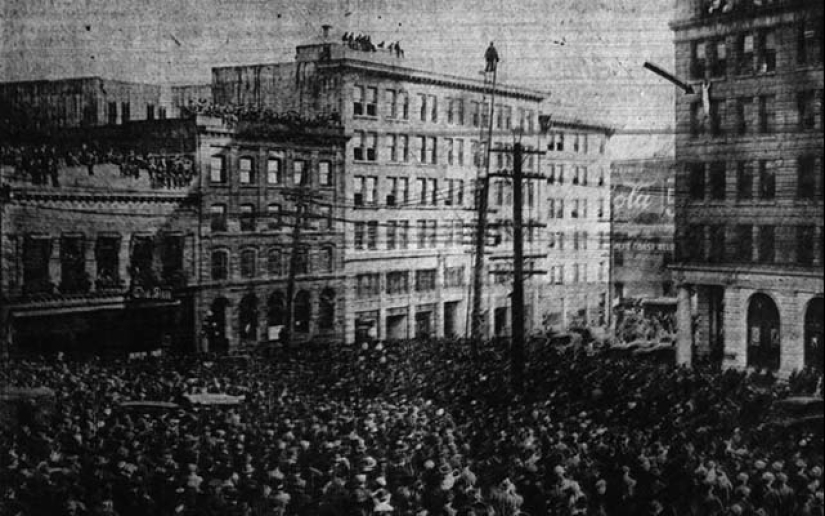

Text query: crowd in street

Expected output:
[341,33,405,57]
[0,142,195,189]
[1,338,822,516]
[614,305,677,344]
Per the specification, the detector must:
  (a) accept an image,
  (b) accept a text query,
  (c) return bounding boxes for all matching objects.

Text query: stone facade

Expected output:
[670,0,824,374]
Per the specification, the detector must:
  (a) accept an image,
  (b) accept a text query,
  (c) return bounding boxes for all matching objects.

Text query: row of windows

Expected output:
[690,89,823,136]
[21,234,184,294]
[356,268,451,298]
[548,231,610,251]
[210,246,335,281]
[352,175,467,208]
[687,156,822,201]
[679,224,822,265]
[546,164,607,186]
[353,219,470,250]
[105,102,168,125]
[353,84,539,131]
[210,154,334,187]
[233,288,337,340]
[546,131,607,155]
[548,262,608,285]
[689,19,823,81]
[208,204,334,232]
[547,198,607,220]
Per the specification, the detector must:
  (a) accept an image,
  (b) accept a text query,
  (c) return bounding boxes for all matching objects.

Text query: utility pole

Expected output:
[488,142,546,392]
[511,142,526,392]
[470,64,498,350]
[282,187,323,348]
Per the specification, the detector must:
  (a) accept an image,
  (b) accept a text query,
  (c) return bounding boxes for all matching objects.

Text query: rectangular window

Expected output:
[691,40,707,79]
[419,94,427,121]
[354,176,364,206]
[210,155,227,183]
[108,102,118,124]
[210,204,227,232]
[366,133,377,161]
[418,136,427,164]
[387,221,397,250]
[797,156,817,199]
[400,92,410,120]
[353,85,364,116]
[130,236,153,286]
[95,236,120,286]
[386,271,409,294]
[429,95,437,122]
[146,104,155,120]
[400,135,410,162]
[60,235,87,293]
[471,101,480,127]
[759,160,776,200]
[757,225,775,263]
[736,97,752,135]
[711,38,727,77]
[556,198,565,219]
[240,205,255,232]
[415,269,437,292]
[444,266,465,288]
[398,177,409,204]
[239,157,254,185]
[758,95,776,134]
[267,204,281,229]
[354,222,365,250]
[211,250,228,281]
[267,157,282,184]
[735,225,753,262]
[427,220,437,248]
[709,99,723,136]
[367,221,378,250]
[446,138,454,165]
[457,139,464,166]
[690,102,704,137]
[737,33,755,75]
[398,221,409,250]
[708,225,726,263]
[293,160,306,185]
[417,178,428,205]
[428,137,437,164]
[365,176,377,204]
[417,220,427,249]
[797,226,815,265]
[757,30,776,73]
[709,161,726,200]
[319,161,332,186]
[798,90,818,130]
[354,131,365,161]
[356,273,381,298]
[366,87,378,116]
[689,163,705,200]
[386,89,398,118]
[456,99,465,125]
[121,102,130,123]
[737,161,753,200]
[387,134,398,162]
[798,18,823,67]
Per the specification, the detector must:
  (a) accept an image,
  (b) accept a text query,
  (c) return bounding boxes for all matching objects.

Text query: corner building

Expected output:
[211,32,549,342]
[670,0,824,374]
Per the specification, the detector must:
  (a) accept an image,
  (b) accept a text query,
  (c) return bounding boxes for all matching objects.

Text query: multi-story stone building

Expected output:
[194,114,347,353]
[0,120,200,354]
[0,85,348,354]
[538,116,613,332]
[209,29,552,342]
[0,77,175,130]
[670,0,823,373]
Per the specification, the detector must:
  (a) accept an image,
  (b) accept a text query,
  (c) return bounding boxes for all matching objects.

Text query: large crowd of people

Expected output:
[1,338,822,516]
[0,142,195,189]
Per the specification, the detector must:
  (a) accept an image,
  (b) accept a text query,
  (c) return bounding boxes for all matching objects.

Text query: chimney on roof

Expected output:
[322,25,332,39]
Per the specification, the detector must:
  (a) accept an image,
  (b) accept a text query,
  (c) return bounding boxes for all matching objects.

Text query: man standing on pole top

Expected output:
[485,42,499,72]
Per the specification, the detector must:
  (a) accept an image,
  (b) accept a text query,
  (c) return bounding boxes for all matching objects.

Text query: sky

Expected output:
[1,0,677,136]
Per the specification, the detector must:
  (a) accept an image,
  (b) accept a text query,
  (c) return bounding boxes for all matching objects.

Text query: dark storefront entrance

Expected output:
[747,293,780,371]
[805,296,824,372]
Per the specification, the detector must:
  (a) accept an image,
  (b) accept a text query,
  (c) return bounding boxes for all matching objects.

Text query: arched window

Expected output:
[294,290,311,333]
[240,249,257,278]
[319,288,335,329]
[239,294,258,340]
[747,293,780,371]
[211,249,229,280]
[267,291,286,341]
[295,247,310,275]
[267,248,283,276]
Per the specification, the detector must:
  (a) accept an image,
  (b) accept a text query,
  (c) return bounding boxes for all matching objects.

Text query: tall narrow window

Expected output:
[759,160,776,200]
[239,157,254,185]
[757,30,776,73]
[735,225,753,262]
[267,248,282,276]
[758,95,776,134]
[319,289,336,329]
[689,163,705,200]
[757,226,775,264]
[737,162,753,200]
[709,161,726,200]
[319,161,332,186]
[60,235,87,293]
[797,226,815,265]
[737,33,755,75]
[366,87,378,117]
[211,204,227,232]
[130,235,155,286]
[95,235,121,287]
[797,156,817,199]
[711,39,727,77]
[240,204,255,232]
[691,40,707,79]
[211,249,229,280]
[267,204,281,230]
[240,249,257,278]
[210,155,227,183]
[353,85,364,116]
[239,294,258,340]
[798,18,824,67]
[293,160,307,186]
[161,234,184,284]
[267,156,282,185]
[736,97,752,135]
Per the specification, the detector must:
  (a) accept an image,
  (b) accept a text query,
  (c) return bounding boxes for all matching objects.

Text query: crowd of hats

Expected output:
[0,142,195,189]
[182,100,342,129]
[341,33,404,57]
[1,338,822,516]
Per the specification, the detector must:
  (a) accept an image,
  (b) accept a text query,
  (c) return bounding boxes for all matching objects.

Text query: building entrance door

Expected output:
[444,301,460,338]
[747,293,780,371]
[804,297,824,372]
[415,311,432,340]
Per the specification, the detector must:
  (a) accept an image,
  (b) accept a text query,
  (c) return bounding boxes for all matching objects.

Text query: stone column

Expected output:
[676,285,693,366]
[779,291,804,376]
[723,287,748,370]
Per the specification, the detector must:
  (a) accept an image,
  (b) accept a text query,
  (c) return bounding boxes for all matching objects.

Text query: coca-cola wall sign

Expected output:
[611,161,676,225]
